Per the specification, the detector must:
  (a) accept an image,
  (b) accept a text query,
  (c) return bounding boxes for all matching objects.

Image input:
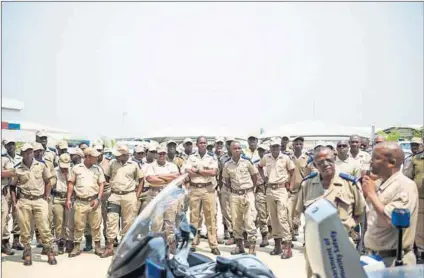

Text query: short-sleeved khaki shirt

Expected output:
[12,159,52,196]
[1,155,14,187]
[243,148,260,162]
[296,171,365,233]
[182,152,218,184]
[364,171,418,251]
[68,163,106,198]
[291,152,312,192]
[349,150,371,172]
[104,159,144,192]
[259,153,295,184]
[54,167,68,193]
[145,161,179,179]
[222,158,258,190]
[404,152,424,199]
[335,156,362,178]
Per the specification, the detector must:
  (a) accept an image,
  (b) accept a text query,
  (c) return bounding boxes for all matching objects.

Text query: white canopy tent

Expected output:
[260,121,374,140]
[140,125,249,143]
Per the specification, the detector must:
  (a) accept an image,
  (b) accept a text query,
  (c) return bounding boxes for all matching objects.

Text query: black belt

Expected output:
[53,191,67,198]
[142,187,150,193]
[18,193,44,200]
[367,247,412,258]
[75,194,98,202]
[190,182,212,189]
[231,187,254,195]
[111,190,134,195]
[267,183,286,190]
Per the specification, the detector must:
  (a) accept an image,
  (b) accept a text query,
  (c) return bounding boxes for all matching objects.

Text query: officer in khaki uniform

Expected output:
[166,140,185,171]
[1,140,17,255]
[223,141,258,255]
[100,144,144,258]
[52,153,74,254]
[10,143,57,265]
[335,140,362,178]
[349,135,372,174]
[296,146,365,277]
[362,141,419,267]
[66,147,105,257]
[259,138,295,259]
[289,136,312,240]
[183,136,220,255]
[145,147,180,252]
[218,137,235,244]
[136,143,157,214]
[254,144,269,247]
[402,137,424,263]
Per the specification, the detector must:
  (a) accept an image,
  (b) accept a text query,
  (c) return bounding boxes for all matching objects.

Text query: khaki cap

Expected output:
[293,136,304,142]
[36,130,47,137]
[183,138,193,144]
[147,143,157,152]
[134,145,145,153]
[21,143,34,152]
[411,137,423,145]
[57,140,68,150]
[257,144,268,151]
[59,153,71,168]
[166,140,177,146]
[3,139,16,145]
[270,139,281,146]
[93,144,104,151]
[226,137,235,142]
[247,134,258,139]
[157,146,167,154]
[84,147,101,157]
[33,142,44,151]
[70,148,85,158]
[215,137,225,143]
[112,144,129,157]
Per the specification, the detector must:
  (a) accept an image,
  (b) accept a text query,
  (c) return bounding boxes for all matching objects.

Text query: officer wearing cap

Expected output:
[183,136,220,255]
[35,130,56,165]
[136,143,157,214]
[55,140,69,163]
[32,142,56,250]
[52,153,74,254]
[166,140,185,172]
[145,146,180,253]
[66,147,105,258]
[243,134,260,162]
[403,137,424,263]
[10,143,57,265]
[1,139,19,255]
[218,137,235,244]
[70,148,84,166]
[132,145,145,165]
[214,137,226,158]
[335,140,362,178]
[2,139,24,253]
[288,136,312,241]
[181,138,195,161]
[297,146,365,276]
[259,138,295,259]
[223,141,258,255]
[100,145,144,258]
[254,144,270,247]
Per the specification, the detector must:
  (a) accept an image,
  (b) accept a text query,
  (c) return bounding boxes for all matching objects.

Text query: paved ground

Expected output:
[2,237,307,278]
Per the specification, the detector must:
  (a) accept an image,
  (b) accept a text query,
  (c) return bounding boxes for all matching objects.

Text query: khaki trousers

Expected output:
[73,200,102,243]
[52,196,75,241]
[190,185,218,248]
[231,191,257,242]
[288,191,301,233]
[3,191,20,239]
[105,192,137,242]
[16,198,53,248]
[218,185,232,233]
[255,187,268,234]
[416,198,424,252]
[147,188,178,241]
[1,194,8,239]
[266,186,291,241]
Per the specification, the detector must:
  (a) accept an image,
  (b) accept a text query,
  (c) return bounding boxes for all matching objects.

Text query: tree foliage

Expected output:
[376,130,401,142]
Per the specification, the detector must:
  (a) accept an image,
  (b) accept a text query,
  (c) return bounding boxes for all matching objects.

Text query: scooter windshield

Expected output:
[108,173,188,274]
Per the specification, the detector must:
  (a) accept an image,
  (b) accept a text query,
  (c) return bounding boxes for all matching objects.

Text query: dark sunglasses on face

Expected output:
[337,144,348,148]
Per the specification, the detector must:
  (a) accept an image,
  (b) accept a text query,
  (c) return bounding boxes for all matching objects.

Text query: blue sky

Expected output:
[2,2,423,138]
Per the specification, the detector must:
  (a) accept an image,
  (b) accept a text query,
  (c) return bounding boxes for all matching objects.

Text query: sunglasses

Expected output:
[337,144,348,148]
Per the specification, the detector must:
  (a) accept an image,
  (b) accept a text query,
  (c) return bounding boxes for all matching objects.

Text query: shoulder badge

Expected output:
[252,159,260,164]
[14,162,22,168]
[339,172,359,184]
[301,172,318,182]
[241,155,253,164]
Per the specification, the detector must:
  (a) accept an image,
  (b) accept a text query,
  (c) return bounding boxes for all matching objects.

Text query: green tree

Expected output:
[376,130,401,142]
[412,127,424,138]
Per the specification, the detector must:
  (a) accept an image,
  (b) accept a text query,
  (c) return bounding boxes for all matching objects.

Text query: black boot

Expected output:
[1,239,15,255]
[113,237,119,247]
[270,238,282,255]
[23,247,32,266]
[230,239,245,255]
[243,231,250,248]
[57,239,65,255]
[83,235,93,251]
[12,235,24,250]
[259,233,269,247]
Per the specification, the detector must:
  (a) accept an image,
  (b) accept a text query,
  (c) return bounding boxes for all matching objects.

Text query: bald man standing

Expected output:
[363,142,419,266]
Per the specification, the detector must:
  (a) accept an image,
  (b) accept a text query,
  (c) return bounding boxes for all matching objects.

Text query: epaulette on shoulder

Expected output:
[14,162,21,168]
[301,172,318,182]
[48,147,56,152]
[339,173,359,184]
[224,157,231,163]
[252,159,260,164]
[241,155,253,164]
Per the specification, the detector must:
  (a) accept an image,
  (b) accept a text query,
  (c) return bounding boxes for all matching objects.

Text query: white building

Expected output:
[2,98,71,145]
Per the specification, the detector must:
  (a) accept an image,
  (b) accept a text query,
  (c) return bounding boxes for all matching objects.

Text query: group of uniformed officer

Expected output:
[1,131,423,275]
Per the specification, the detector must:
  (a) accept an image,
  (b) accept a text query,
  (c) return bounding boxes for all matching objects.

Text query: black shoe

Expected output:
[211,248,220,255]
